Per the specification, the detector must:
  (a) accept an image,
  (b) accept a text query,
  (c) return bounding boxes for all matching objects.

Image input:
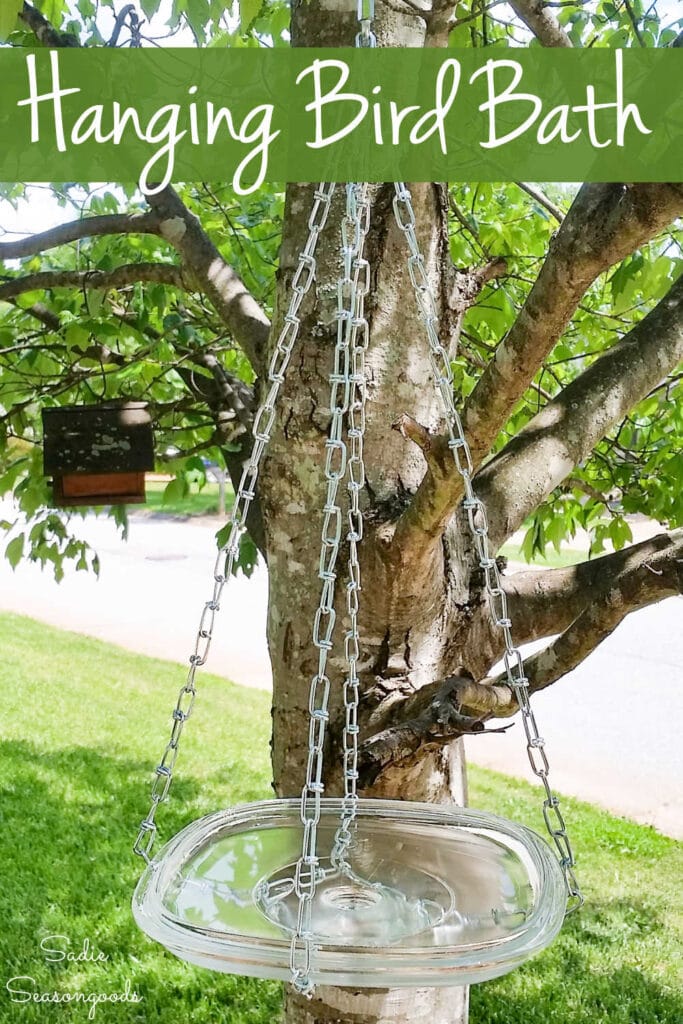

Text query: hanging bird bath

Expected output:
[133,179,580,996]
[134,799,566,987]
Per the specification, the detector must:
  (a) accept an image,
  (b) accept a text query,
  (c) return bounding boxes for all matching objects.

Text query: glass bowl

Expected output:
[133,798,566,987]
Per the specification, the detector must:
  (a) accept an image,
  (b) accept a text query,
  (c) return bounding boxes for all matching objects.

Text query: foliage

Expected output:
[449,179,683,559]
[1,610,681,1022]
[447,0,682,48]
[2,0,682,48]
[0,182,282,575]
[1,0,682,575]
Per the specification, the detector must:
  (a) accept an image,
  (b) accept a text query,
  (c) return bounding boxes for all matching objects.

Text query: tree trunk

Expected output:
[258,4,472,1022]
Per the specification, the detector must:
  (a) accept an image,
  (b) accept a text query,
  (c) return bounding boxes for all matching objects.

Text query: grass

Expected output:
[1,612,681,1023]
[499,542,588,568]
[143,480,226,518]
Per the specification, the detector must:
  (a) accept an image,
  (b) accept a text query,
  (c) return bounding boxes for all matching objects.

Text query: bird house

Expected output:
[42,402,155,507]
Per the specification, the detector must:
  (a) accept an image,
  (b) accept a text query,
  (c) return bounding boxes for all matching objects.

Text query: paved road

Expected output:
[0,510,680,838]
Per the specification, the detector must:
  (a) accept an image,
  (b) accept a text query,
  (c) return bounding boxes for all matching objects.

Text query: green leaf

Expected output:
[184,455,207,489]
[608,517,633,550]
[140,0,161,19]
[85,289,106,316]
[5,533,24,569]
[163,476,188,504]
[0,458,29,497]
[545,515,567,555]
[239,0,261,30]
[65,324,90,350]
[215,522,231,549]
[0,0,19,40]
[163,312,184,332]
[237,532,258,578]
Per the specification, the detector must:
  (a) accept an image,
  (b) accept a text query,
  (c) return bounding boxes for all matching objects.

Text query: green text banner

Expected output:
[0,47,680,189]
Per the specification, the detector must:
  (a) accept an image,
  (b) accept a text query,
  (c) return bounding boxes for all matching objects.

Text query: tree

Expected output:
[1,2,683,1023]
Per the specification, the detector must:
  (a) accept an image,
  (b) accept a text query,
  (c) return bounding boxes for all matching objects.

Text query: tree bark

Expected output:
[257,4,470,1022]
[508,0,573,47]
[260,179,470,1023]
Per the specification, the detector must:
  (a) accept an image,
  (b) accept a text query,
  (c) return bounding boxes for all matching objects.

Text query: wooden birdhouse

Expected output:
[42,402,155,507]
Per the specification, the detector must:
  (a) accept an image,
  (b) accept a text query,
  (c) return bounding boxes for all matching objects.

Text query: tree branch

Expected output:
[476,273,683,549]
[465,183,683,470]
[622,0,646,47]
[143,186,271,373]
[392,183,683,557]
[5,300,61,331]
[508,0,572,47]
[358,672,512,786]
[499,528,683,698]
[19,1,79,46]
[0,262,189,304]
[106,3,136,46]
[0,191,271,372]
[503,532,683,646]
[516,182,565,223]
[361,529,683,777]
[0,212,162,260]
[10,11,272,375]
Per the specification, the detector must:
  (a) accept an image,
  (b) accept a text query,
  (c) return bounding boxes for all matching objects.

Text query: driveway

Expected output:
[0,508,680,839]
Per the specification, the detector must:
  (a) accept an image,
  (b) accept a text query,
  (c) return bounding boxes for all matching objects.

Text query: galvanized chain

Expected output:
[289,182,372,996]
[356,0,376,46]
[287,0,376,995]
[330,188,371,870]
[133,182,336,865]
[392,182,583,914]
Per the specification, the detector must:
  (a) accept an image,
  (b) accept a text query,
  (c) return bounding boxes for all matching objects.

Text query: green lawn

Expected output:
[499,542,588,568]
[143,480,226,518]
[1,612,681,1023]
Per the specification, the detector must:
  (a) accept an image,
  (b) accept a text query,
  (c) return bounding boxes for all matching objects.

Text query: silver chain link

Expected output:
[330,190,370,871]
[356,0,376,46]
[392,182,583,913]
[133,182,336,864]
[287,1,376,994]
[289,183,372,996]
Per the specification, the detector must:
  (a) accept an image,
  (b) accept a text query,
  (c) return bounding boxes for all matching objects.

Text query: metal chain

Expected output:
[287,0,376,995]
[330,188,371,869]
[356,0,376,46]
[289,183,372,996]
[333,0,375,862]
[133,182,336,865]
[392,182,583,914]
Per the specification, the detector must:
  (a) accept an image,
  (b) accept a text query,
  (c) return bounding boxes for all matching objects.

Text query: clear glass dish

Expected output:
[133,798,567,987]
